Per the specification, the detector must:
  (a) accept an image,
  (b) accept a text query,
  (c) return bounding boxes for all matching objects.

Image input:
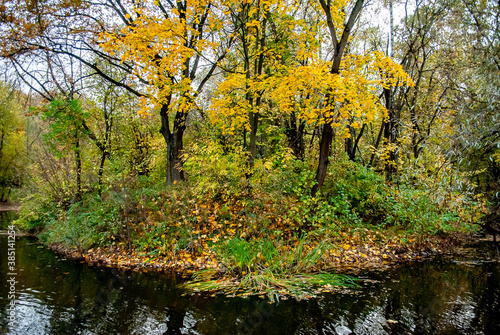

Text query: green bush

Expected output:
[323,159,393,223]
[14,194,58,233]
[183,139,249,197]
[35,193,127,249]
[385,186,459,235]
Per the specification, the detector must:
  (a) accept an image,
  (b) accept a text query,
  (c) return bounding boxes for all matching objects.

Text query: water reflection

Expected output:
[1,210,499,334]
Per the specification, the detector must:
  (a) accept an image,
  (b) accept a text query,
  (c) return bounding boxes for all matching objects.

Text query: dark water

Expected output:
[1,211,499,335]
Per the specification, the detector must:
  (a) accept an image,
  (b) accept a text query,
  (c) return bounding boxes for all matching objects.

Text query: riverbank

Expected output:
[48,231,474,275]
[45,228,479,300]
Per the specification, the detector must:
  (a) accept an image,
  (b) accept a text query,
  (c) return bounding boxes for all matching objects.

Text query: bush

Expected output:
[35,193,127,249]
[183,139,249,197]
[323,159,393,223]
[385,186,460,235]
[15,194,57,233]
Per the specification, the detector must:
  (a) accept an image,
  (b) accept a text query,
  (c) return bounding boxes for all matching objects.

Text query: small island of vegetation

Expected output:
[1,0,498,301]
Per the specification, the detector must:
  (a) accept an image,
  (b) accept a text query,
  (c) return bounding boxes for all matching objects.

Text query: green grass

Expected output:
[181,268,359,302]
[180,237,359,301]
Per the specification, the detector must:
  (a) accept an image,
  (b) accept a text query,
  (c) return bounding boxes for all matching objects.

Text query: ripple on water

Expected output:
[438,294,478,333]
[129,305,169,335]
[9,290,77,335]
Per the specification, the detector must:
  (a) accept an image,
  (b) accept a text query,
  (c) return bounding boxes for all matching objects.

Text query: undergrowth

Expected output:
[14,155,483,300]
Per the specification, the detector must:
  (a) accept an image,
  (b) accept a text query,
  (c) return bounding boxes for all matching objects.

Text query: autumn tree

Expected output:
[100,0,237,184]
[207,0,307,166]
[310,0,366,195]
[208,0,414,195]
[1,0,233,186]
[357,0,452,182]
[268,0,412,195]
[40,99,89,201]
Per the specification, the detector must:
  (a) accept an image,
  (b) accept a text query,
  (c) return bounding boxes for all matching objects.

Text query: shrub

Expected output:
[15,194,57,233]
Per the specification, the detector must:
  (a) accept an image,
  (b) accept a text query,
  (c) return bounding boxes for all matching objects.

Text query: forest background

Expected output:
[0,0,499,298]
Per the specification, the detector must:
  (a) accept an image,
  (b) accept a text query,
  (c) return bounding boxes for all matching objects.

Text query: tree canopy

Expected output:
[0,0,497,205]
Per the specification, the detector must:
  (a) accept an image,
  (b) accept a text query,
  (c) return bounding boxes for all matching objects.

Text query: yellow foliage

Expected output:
[98,0,414,143]
[99,0,225,115]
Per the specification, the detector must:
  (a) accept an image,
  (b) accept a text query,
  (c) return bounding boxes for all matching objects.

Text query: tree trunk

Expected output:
[160,103,186,186]
[345,125,355,160]
[0,130,4,166]
[369,121,385,167]
[312,122,334,197]
[383,87,397,181]
[248,111,259,168]
[346,123,366,162]
[286,110,305,159]
[75,135,82,202]
[312,0,365,196]
[97,151,108,196]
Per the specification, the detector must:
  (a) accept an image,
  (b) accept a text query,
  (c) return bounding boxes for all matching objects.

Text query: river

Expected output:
[1,210,499,334]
